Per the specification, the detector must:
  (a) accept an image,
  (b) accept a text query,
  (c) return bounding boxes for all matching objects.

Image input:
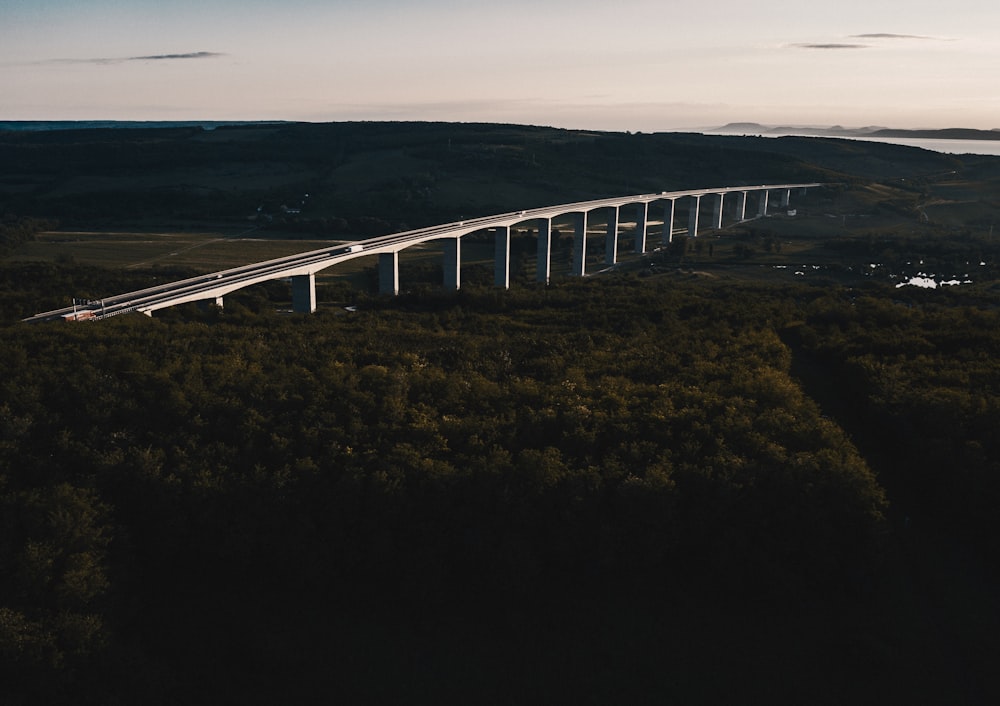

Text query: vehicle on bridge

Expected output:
[62,309,95,322]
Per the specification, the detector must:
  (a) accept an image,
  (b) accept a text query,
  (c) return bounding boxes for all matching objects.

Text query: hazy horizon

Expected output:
[2,118,998,134]
[3,1,998,132]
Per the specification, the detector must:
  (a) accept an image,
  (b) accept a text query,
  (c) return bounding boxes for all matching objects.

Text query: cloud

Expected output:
[851,33,935,40]
[129,52,226,61]
[790,43,869,50]
[40,52,226,65]
[788,33,948,51]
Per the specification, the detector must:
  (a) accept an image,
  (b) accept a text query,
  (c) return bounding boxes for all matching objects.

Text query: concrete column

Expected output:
[688,195,702,237]
[634,201,648,253]
[291,273,316,313]
[444,237,461,290]
[712,193,724,230]
[378,252,399,296]
[536,218,552,284]
[780,189,791,208]
[494,226,511,289]
[757,190,769,217]
[662,199,676,245]
[605,207,619,266]
[736,191,748,222]
[572,212,588,276]
[214,296,224,308]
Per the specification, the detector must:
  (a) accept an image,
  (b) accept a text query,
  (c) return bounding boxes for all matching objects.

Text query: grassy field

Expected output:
[12,228,335,270]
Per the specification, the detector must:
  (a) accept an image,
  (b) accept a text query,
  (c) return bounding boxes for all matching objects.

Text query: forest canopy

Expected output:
[3,270,998,704]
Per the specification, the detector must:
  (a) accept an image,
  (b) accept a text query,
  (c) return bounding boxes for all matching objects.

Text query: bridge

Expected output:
[25,183,822,322]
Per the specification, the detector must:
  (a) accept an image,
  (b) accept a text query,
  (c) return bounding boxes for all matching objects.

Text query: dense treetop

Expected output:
[2,270,999,704]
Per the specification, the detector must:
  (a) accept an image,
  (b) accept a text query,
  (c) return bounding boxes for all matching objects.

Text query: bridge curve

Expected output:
[25,183,822,322]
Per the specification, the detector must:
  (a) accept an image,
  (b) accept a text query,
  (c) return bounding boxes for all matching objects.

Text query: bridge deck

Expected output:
[25,183,823,322]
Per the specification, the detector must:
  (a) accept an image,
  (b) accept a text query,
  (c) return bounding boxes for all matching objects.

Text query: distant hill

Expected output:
[869,127,1000,140]
[0,121,992,230]
[710,122,1000,140]
[0,120,289,132]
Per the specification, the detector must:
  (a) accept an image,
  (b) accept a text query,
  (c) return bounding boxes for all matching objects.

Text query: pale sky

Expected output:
[2,0,998,130]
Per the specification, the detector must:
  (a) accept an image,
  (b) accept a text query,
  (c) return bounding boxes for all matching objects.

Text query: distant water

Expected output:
[846,136,1000,157]
[714,131,1000,157]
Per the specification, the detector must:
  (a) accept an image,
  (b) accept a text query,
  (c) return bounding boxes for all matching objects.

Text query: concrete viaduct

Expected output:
[25,183,821,323]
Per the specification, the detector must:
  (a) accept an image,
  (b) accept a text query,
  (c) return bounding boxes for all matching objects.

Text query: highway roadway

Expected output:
[24,183,823,322]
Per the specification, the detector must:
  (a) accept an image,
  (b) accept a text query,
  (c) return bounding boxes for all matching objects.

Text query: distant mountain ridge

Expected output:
[4,120,998,141]
[0,120,289,132]
[710,122,1000,140]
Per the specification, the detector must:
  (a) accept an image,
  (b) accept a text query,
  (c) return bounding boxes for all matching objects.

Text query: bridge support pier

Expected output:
[215,296,224,309]
[605,207,619,266]
[494,226,511,289]
[688,195,702,237]
[572,212,588,276]
[662,199,675,245]
[292,273,316,313]
[736,191,748,222]
[635,202,648,254]
[758,190,769,217]
[780,189,791,208]
[536,218,552,284]
[712,193,725,230]
[444,238,461,291]
[379,252,399,296]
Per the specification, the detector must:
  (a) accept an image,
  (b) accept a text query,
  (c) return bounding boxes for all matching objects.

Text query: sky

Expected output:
[2,0,998,131]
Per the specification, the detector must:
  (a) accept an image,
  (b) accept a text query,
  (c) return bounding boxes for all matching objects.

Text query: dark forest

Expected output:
[2,123,1000,704]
